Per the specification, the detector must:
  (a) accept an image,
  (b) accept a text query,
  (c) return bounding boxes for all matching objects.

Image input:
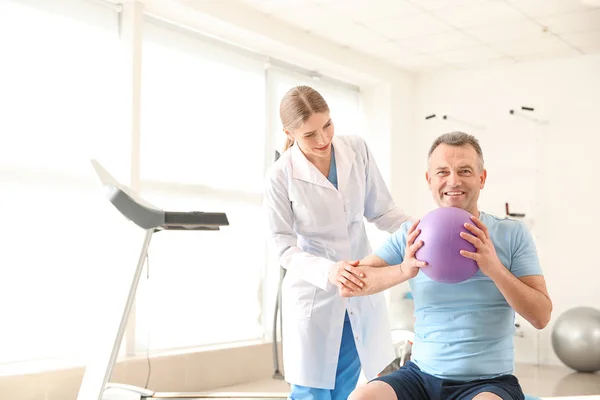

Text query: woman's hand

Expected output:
[328,260,365,293]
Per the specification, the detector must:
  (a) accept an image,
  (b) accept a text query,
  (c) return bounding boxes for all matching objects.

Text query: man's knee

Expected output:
[348,383,368,400]
[348,381,397,400]
[472,392,503,400]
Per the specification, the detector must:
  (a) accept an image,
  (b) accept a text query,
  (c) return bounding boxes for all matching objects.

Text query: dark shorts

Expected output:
[372,361,525,400]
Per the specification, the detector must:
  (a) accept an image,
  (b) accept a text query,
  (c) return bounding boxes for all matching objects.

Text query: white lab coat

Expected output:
[263,135,412,389]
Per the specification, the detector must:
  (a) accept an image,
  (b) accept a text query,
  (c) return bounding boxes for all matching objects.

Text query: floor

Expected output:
[514,363,600,398]
[214,363,600,399]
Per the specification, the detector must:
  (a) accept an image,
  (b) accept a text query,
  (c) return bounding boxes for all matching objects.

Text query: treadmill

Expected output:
[77,161,287,400]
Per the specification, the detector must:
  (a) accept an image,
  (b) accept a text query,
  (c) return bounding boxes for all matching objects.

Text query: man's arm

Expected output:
[461,217,552,330]
[339,255,406,297]
[361,253,390,268]
[486,271,552,329]
[339,222,426,298]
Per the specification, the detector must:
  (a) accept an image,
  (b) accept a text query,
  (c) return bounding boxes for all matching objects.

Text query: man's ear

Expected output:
[479,169,487,189]
[425,170,432,189]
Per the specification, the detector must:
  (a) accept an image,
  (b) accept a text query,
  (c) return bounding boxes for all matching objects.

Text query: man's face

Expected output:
[426,143,487,215]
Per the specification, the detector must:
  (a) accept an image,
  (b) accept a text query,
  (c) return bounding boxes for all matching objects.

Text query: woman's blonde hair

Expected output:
[279,85,330,152]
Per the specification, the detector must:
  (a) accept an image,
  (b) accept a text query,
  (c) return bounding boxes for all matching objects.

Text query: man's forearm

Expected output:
[488,265,552,329]
[352,264,411,296]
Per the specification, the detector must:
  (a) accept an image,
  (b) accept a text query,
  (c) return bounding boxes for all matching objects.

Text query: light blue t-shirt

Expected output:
[327,146,338,189]
[375,211,542,381]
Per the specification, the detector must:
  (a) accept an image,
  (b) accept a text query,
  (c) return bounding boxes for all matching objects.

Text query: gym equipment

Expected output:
[271,149,285,381]
[505,202,525,218]
[551,306,600,373]
[271,266,285,380]
[423,113,486,130]
[414,207,479,284]
[509,105,549,125]
[77,160,287,400]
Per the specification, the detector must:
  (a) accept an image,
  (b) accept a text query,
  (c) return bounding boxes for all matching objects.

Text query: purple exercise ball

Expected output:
[414,207,479,284]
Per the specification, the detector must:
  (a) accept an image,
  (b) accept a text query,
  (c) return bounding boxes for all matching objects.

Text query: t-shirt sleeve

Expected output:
[510,221,543,277]
[374,221,411,266]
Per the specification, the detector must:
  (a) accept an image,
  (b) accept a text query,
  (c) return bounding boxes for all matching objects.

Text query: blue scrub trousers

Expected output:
[289,311,362,400]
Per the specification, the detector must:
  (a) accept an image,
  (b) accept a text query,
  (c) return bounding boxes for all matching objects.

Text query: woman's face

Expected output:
[286,112,334,160]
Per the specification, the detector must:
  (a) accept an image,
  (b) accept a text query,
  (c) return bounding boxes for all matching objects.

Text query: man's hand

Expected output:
[400,220,428,279]
[328,260,365,293]
[460,215,503,276]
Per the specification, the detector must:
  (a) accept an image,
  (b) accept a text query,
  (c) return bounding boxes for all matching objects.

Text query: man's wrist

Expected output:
[392,262,407,283]
[486,261,509,282]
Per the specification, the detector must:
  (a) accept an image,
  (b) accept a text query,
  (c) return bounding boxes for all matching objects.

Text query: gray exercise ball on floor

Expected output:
[551,306,600,373]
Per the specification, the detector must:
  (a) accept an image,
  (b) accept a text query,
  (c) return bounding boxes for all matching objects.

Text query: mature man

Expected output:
[343,132,552,400]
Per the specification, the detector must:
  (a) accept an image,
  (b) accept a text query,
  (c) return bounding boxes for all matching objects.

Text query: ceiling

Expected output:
[233,0,600,72]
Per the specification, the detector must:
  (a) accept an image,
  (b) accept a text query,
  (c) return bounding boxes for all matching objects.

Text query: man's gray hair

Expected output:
[428,131,484,170]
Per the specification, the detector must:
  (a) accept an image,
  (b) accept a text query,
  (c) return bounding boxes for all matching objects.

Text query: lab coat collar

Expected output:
[291,136,356,191]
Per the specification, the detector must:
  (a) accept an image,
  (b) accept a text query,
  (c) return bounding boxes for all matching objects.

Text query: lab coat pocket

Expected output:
[285,283,317,319]
[298,285,317,318]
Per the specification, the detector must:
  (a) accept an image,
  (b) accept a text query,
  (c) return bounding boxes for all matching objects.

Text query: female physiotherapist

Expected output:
[263,85,412,400]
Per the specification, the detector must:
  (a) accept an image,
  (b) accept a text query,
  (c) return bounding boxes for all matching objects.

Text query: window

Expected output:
[0,0,128,366]
[137,19,266,352]
[140,19,266,194]
[1,0,371,370]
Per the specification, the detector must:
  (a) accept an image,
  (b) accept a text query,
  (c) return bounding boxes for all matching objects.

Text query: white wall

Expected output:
[409,54,600,366]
